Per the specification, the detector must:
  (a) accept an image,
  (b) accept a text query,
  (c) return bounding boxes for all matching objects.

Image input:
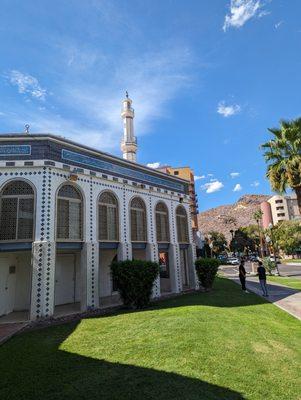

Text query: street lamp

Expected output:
[268,223,280,276]
[207,234,213,258]
[209,242,213,258]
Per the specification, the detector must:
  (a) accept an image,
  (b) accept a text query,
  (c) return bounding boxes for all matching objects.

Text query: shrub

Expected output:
[262,257,275,275]
[111,259,160,309]
[195,258,220,290]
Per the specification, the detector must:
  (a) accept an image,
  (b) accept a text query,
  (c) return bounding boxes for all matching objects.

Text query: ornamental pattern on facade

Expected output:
[0,136,197,322]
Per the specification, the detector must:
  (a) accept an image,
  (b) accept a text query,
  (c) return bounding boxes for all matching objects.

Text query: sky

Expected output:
[0,0,300,211]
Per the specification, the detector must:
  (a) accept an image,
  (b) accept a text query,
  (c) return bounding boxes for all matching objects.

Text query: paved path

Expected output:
[220,265,301,321]
[0,323,28,345]
[278,262,301,278]
[231,276,301,320]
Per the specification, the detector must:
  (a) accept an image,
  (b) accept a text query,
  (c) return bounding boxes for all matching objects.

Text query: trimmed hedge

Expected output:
[195,258,220,290]
[111,259,160,309]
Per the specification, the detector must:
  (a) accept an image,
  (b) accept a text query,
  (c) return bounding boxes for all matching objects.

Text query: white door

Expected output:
[180,249,189,288]
[0,256,16,316]
[55,254,76,306]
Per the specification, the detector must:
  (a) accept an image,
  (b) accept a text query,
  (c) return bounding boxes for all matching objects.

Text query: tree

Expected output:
[207,231,227,256]
[241,225,260,247]
[273,220,301,255]
[262,118,301,214]
[230,229,256,254]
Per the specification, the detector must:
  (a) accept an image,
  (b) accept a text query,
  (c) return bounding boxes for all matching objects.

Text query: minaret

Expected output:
[120,91,137,162]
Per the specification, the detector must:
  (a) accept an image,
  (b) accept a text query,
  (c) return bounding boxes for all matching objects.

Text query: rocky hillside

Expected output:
[198,194,270,242]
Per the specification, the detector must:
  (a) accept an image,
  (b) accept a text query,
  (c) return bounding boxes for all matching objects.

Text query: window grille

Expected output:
[99,192,119,241]
[57,185,82,241]
[130,197,147,242]
[176,205,189,243]
[155,202,170,242]
[0,180,34,241]
[58,185,81,199]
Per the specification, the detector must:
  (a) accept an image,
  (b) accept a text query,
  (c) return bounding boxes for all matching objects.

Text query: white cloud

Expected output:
[2,45,195,152]
[230,172,240,178]
[251,180,260,187]
[201,180,224,194]
[6,70,47,101]
[233,183,242,192]
[147,162,161,169]
[58,46,194,151]
[275,21,284,29]
[217,101,241,117]
[223,0,268,32]
[194,175,205,180]
[207,173,214,177]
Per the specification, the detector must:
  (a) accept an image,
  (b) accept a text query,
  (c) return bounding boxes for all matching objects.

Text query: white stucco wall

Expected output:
[99,249,117,298]
[0,161,195,321]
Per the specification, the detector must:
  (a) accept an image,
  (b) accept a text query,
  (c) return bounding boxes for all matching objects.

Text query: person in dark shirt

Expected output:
[239,261,247,292]
[257,261,268,297]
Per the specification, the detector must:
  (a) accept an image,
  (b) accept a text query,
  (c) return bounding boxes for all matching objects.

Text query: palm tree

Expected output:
[253,209,264,257]
[262,118,301,214]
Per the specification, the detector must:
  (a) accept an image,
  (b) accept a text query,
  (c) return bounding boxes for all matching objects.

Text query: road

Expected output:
[220,262,301,278]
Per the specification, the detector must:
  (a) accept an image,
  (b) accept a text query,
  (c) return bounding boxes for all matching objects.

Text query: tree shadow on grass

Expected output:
[0,321,245,400]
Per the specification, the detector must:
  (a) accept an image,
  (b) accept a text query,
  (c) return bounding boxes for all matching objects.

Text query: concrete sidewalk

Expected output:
[0,323,28,345]
[231,276,301,321]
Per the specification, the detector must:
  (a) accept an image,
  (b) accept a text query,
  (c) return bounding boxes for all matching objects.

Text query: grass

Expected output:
[0,277,300,400]
[267,275,301,290]
[281,259,301,264]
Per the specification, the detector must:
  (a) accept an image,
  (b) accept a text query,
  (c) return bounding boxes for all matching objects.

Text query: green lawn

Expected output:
[1,278,300,400]
[282,258,301,264]
[268,275,301,290]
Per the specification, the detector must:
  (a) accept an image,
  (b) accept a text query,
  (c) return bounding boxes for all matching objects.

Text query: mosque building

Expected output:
[0,94,197,322]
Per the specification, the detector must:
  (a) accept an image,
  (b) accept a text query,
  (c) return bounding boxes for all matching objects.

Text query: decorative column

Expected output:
[168,200,182,293]
[146,195,160,297]
[117,186,132,261]
[186,203,198,290]
[81,178,99,311]
[30,168,56,320]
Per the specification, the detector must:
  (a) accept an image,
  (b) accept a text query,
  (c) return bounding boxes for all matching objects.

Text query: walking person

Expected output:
[239,260,247,292]
[257,261,269,297]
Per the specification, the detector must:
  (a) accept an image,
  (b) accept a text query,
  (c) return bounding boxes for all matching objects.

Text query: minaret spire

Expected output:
[120,92,137,162]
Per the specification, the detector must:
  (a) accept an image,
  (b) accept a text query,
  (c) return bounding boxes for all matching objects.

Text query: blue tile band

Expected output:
[0,145,31,156]
[62,149,184,192]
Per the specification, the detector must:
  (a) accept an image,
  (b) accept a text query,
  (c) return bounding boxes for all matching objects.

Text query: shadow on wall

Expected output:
[0,321,245,400]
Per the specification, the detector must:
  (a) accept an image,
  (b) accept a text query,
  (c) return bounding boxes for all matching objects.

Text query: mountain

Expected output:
[197,194,270,242]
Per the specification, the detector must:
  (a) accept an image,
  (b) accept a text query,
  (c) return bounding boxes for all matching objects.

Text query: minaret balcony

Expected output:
[121,109,134,118]
[121,137,137,145]
[121,140,138,154]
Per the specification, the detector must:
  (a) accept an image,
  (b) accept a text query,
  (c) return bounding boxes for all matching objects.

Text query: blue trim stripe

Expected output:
[0,145,31,156]
[62,149,184,191]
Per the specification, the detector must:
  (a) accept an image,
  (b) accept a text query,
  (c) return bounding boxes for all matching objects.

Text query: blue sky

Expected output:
[0,0,300,211]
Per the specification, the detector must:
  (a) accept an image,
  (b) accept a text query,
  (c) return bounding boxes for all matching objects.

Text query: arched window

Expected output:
[176,205,189,243]
[57,185,83,241]
[0,180,34,241]
[130,197,147,242]
[99,192,119,241]
[155,202,170,242]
